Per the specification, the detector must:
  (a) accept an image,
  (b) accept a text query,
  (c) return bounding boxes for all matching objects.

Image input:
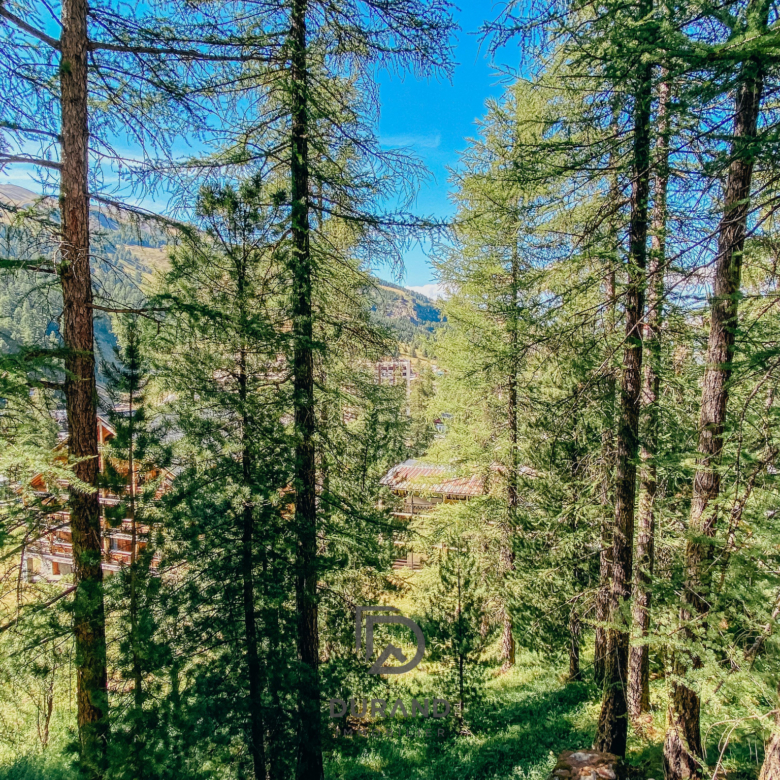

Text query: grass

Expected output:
[0,754,74,780]
[325,650,600,780]
[324,645,767,780]
[0,645,767,780]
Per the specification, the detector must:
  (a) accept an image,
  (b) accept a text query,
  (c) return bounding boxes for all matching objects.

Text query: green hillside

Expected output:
[367,280,444,350]
[0,185,441,361]
[0,184,169,364]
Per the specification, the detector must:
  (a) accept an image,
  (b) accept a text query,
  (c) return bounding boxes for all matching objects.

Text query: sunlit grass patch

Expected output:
[325,649,597,780]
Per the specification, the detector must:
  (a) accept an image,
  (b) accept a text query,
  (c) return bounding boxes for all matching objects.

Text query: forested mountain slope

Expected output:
[0,184,168,362]
[0,185,441,360]
[367,278,444,346]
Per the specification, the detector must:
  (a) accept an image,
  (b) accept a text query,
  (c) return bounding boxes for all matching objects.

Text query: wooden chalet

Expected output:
[379,458,486,569]
[23,413,172,582]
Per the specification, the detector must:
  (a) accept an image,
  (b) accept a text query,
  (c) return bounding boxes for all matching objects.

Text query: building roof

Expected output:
[380,459,486,498]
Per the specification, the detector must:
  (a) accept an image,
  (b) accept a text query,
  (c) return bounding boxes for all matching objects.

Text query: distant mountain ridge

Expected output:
[367,279,443,345]
[0,184,442,348]
[1,183,137,235]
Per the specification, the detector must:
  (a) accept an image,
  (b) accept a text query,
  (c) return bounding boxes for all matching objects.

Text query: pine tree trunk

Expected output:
[595,268,616,688]
[127,354,144,773]
[290,0,324,777]
[457,564,465,729]
[594,46,653,757]
[594,512,611,686]
[627,73,671,722]
[499,593,515,673]
[759,687,780,780]
[242,495,266,780]
[60,0,108,773]
[663,18,767,777]
[594,535,610,686]
[264,545,286,780]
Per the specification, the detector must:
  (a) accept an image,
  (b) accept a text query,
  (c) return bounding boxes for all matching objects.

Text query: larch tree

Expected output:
[591,0,656,750]
[101,316,171,780]
[195,4,456,775]
[432,69,620,682]
[627,72,672,722]
[664,0,773,774]
[154,178,294,780]
[435,83,546,673]
[484,0,661,752]
[0,1,264,772]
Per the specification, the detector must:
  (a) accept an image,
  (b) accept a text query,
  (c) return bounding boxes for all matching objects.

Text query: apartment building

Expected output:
[23,414,171,582]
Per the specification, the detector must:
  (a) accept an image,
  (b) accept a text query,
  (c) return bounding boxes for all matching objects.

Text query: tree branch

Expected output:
[0,122,61,141]
[0,155,61,171]
[0,258,57,275]
[88,193,190,232]
[89,304,168,322]
[34,379,65,391]
[0,5,60,49]
[88,39,270,62]
[0,586,76,635]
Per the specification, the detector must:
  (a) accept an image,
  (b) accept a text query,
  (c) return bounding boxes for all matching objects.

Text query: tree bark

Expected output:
[457,561,466,729]
[263,541,286,780]
[60,0,108,773]
[569,605,582,682]
[627,73,671,722]
[126,331,144,774]
[241,461,266,780]
[663,16,768,775]
[594,44,653,757]
[595,268,616,688]
[238,267,267,780]
[499,562,516,672]
[289,1,324,777]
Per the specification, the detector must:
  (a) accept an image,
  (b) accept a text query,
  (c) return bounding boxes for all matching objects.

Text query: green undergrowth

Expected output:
[0,646,769,780]
[324,650,599,780]
[324,647,769,780]
[0,754,75,780]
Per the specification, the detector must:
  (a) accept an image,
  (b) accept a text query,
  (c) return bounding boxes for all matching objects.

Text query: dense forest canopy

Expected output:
[1,0,780,778]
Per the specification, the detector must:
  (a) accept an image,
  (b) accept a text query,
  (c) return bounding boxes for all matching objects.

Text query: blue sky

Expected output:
[377,2,514,295]
[2,1,514,298]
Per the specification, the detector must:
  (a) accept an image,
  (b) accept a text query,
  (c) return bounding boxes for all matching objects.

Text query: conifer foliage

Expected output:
[5,0,780,776]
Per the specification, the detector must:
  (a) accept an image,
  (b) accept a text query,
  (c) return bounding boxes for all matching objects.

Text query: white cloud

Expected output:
[408,283,446,300]
[380,133,441,150]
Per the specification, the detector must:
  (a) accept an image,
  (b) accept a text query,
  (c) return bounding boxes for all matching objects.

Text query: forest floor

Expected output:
[327,649,617,780]
[0,647,766,780]
[325,647,763,780]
